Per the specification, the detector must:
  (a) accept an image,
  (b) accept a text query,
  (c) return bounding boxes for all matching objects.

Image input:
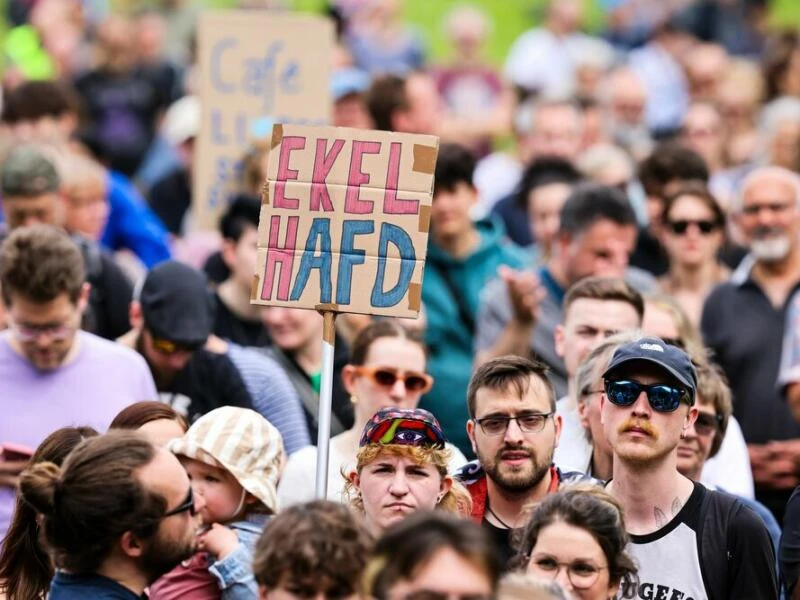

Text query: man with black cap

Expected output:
[602,336,777,599]
[120,260,254,423]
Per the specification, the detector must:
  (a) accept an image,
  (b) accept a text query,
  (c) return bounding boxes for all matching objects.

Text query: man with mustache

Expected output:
[457,355,590,565]
[603,336,777,599]
[702,166,800,521]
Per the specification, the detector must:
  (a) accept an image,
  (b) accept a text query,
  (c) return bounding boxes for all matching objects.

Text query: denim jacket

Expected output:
[208,514,269,599]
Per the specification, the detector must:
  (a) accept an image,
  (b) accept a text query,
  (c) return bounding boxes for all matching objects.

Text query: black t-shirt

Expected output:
[74,65,172,176]
[630,228,669,277]
[148,167,191,236]
[212,293,271,348]
[157,348,254,423]
[702,268,800,519]
[629,482,778,600]
[204,250,230,285]
[482,518,516,569]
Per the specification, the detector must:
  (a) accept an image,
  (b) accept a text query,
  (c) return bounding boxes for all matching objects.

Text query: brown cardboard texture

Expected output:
[193,12,333,231]
[252,124,439,318]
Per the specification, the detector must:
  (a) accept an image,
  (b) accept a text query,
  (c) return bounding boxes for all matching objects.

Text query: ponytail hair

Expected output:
[15,431,166,576]
[19,461,63,516]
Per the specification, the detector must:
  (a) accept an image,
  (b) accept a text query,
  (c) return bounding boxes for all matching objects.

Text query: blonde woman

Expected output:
[345,408,471,533]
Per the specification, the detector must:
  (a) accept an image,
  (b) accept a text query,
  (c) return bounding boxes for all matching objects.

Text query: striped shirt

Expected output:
[227,344,311,454]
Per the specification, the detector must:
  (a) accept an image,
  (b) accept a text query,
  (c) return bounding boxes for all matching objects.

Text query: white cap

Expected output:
[162,95,200,147]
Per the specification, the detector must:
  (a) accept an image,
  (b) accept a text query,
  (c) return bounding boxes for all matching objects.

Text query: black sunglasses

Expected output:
[694,412,723,436]
[163,488,196,518]
[667,219,719,235]
[604,379,692,413]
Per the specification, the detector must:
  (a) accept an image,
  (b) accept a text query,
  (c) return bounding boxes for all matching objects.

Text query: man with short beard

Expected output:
[602,336,777,599]
[702,166,800,521]
[18,431,203,599]
[456,356,590,565]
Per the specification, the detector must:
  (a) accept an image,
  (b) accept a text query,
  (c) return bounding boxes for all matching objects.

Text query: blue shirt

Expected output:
[102,172,172,268]
[49,572,144,599]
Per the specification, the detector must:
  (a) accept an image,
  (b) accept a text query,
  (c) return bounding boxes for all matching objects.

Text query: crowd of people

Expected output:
[2,0,800,598]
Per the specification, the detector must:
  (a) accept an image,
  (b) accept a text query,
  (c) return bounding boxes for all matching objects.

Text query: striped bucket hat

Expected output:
[169,407,285,513]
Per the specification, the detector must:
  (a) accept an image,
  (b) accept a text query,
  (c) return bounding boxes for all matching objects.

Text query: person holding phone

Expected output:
[0,225,157,541]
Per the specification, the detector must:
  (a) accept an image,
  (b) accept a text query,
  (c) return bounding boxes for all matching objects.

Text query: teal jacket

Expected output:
[419,219,528,457]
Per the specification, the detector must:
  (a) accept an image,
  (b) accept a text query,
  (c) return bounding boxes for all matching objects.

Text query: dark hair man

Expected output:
[19,431,202,599]
[602,336,777,599]
[475,183,655,399]
[0,225,156,540]
[632,141,710,276]
[120,260,254,423]
[366,72,441,135]
[213,195,270,347]
[457,356,589,564]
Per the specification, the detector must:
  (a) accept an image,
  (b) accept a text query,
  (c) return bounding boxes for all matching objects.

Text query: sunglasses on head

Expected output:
[694,411,723,436]
[353,366,433,394]
[667,219,719,235]
[604,379,692,413]
[163,487,196,518]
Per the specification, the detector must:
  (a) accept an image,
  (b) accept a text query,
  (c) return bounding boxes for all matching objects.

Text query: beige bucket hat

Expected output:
[169,407,285,513]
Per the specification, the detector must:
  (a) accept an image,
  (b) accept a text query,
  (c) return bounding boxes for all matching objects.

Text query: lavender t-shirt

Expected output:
[0,331,158,541]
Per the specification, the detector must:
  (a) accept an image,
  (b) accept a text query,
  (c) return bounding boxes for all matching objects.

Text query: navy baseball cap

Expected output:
[138,261,214,346]
[602,336,697,402]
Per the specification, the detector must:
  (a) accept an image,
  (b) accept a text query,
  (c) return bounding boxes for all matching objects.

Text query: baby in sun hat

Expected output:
[149,406,285,600]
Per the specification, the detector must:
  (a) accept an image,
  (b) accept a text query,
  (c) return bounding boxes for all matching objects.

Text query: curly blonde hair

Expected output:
[343,444,472,517]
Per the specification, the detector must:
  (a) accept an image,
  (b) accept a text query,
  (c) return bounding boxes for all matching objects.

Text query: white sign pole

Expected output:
[315,311,337,499]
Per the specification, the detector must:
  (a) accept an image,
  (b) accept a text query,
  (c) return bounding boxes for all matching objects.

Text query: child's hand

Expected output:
[197,523,239,559]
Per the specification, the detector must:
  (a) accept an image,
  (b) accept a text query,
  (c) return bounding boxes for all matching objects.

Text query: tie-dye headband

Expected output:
[359,408,447,449]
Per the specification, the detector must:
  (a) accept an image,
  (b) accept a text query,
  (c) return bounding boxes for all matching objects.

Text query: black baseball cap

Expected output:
[138,261,214,346]
[603,336,697,402]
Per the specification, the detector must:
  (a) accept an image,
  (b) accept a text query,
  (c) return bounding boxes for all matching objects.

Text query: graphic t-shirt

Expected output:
[628,482,778,600]
[629,484,706,600]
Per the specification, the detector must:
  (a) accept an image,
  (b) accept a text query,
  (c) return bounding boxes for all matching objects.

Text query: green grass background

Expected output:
[1,0,800,69]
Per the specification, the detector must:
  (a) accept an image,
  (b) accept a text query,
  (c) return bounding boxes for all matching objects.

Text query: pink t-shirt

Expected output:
[0,331,157,540]
[149,552,219,600]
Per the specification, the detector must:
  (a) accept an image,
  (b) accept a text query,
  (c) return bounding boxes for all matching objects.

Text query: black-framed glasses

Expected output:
[604,379,692,413]
[163,488,196,518]
[528,555,608,590]
[667,219,719,235]
[474,412,553,436]
[694,412,723,436]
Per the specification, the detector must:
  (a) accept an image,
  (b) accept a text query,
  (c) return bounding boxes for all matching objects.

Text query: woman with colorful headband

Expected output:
[278,320,466,506]
[345,407,471,533]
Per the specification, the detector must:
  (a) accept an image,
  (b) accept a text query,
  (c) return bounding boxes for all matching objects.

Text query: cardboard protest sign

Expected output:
[252,124,439,319]
[193,12,333,231]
